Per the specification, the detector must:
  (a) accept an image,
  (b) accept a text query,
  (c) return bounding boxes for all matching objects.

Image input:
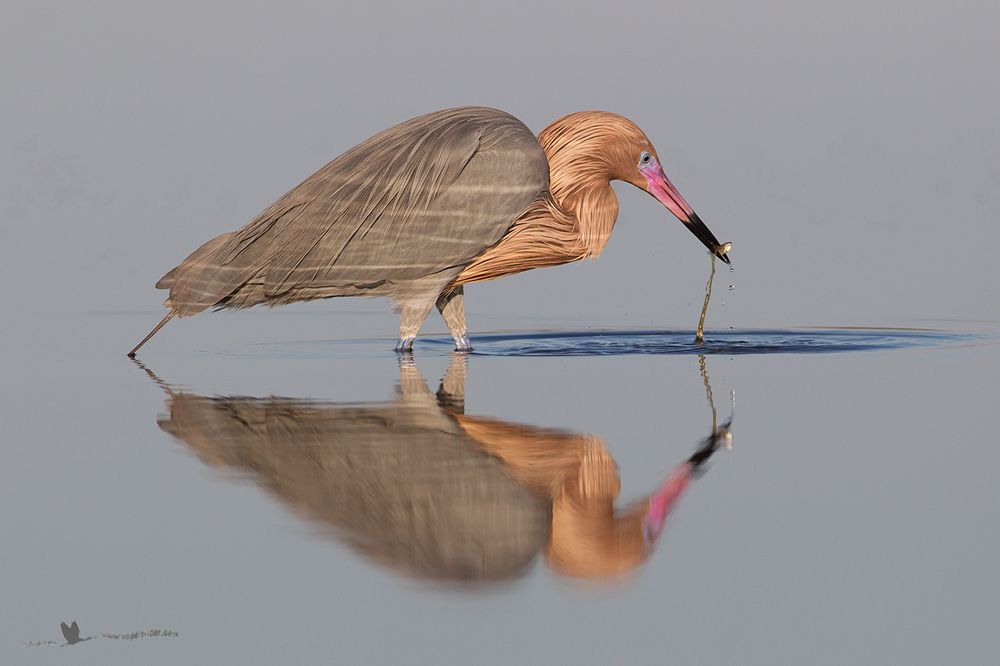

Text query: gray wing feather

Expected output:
[263,117,484,292]
[162,107,548,316]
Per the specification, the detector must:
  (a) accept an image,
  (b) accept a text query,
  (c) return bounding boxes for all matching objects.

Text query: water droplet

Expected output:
[728,285,734,290]
[729,266,734,273]
[729,326,733,330]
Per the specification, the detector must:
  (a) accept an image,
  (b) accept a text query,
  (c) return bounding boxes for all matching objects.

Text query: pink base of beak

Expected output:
[643,463,693,542]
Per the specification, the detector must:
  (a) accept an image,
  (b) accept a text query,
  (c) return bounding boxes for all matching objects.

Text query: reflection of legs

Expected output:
[437,354,467,414]
[436,286,471,352]
[396,353,434,400]
[396,355,458,431]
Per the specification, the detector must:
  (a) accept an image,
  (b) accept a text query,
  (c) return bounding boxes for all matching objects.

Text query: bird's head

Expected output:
[539,112,730,264]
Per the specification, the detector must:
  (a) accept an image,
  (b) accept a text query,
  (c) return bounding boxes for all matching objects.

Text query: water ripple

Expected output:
[418,328,983,357]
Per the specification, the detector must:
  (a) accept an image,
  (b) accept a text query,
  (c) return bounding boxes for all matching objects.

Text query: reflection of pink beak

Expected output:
[644,421,731,543]
[641,162,731,265]
[643,463,693,543]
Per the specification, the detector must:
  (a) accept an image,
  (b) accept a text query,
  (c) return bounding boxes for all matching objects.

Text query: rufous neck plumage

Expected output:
[537,111,657,258]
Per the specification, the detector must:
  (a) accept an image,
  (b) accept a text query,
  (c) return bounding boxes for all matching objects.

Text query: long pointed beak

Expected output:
[643,165,731,265]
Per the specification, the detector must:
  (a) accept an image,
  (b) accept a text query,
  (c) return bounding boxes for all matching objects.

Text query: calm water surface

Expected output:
[5,312,999,664]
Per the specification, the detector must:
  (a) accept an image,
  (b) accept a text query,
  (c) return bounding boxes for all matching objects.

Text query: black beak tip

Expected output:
[684,213,731,265]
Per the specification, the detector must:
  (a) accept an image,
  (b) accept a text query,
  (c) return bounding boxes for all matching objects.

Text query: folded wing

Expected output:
[160,107,549,316]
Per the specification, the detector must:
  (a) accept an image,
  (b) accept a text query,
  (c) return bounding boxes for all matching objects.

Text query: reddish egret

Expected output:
[130,107,730,356]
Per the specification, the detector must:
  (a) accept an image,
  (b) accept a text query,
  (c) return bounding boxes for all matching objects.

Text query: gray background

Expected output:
[3,0,999,664]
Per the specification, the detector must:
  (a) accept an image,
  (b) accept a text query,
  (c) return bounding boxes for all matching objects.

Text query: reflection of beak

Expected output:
[643,464,692,544]
[643,165,731,265]
[643,418,732,543]
[688,418,733,471]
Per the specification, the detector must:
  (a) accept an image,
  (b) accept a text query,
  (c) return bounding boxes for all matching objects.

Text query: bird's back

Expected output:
[159,107,549,316]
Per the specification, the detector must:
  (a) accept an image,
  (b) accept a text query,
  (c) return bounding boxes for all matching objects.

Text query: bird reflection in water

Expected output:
[142,356,731,582]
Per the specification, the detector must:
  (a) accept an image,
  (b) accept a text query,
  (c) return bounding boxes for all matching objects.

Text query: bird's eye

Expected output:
[639,152,652,166]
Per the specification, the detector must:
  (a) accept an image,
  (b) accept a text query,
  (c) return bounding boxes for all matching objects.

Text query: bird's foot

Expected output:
[453,331,472,353]
[394,336,415,353]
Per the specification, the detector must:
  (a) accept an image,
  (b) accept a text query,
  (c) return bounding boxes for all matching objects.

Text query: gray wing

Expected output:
[161,107,549,316]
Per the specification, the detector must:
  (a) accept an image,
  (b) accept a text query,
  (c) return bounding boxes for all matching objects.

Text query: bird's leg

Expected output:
[436,286,471,352]
[396,296,437,352]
